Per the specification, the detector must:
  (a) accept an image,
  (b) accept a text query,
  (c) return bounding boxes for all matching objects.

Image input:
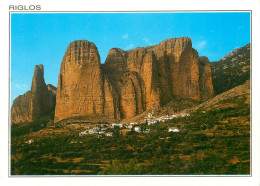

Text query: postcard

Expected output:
[1,0,260,186]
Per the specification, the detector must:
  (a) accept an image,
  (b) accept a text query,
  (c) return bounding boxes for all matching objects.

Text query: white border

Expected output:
[1,0,260,186]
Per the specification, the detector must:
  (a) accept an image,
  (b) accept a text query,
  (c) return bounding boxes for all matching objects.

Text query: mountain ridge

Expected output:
[211,43,250,95]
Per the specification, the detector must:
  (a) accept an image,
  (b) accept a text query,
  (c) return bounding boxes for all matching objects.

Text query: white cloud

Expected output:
[125,43,134,50]
[195,40,207,50]
[122,34,129,39]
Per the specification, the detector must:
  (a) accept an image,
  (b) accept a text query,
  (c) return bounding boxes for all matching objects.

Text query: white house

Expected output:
[106,132,113,137]
[112,123,124,128]
[112,123,118,127]
[134,126,141,132]
[118,123,124,128]
[168,127,180,132]
[180,113,186,117]
[148,120,156,126]
[147,112,153,118]
[25,139,34,144]
[156,118,162,122]
[93,127,100,131]
[130,122,137,125]
[171,114,177,118]
[99,131,106,135]
[89,129,97,134]
[79,131,88,136]
[179,113,190,117]
[127,125,133,129]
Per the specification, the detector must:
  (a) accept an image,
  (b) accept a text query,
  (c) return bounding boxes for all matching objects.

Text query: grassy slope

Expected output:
[11,84,250,175]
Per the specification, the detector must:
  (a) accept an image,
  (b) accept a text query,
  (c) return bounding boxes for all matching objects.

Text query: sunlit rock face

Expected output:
[55,38,214,122]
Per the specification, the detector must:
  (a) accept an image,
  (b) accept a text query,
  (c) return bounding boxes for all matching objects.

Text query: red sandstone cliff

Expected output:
[54,41,120,122]
[54,37,214,122]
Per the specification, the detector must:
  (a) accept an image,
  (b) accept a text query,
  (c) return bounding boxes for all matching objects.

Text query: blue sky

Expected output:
[11,12,250,104]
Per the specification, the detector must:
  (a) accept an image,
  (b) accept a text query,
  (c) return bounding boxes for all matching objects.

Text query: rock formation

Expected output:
[55,37,215,122]
[54,41,121,122]
[198,56,215,101]
[211,43,250,95]
[11,65,56,124]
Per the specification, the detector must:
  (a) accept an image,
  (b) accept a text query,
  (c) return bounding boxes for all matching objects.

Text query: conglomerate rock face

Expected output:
[11,91,32,124]
[11,65,56,124]
[198,56,215,101]
[55,37,214,122]
[54,40,121,122]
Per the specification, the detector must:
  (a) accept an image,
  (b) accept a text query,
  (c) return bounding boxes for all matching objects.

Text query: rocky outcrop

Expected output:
[11,91,32,124]
[199,57,215,101]
[182,80,250,114]
[211,43,250,95]
[55,37,215,122]
[104,37,214,107]
[54,40,120,122]
[11,65,56,124]
[105,48,127,71]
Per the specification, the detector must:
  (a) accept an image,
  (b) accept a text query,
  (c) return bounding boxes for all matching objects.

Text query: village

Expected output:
[77,111,191,137]
[23,110,195,145]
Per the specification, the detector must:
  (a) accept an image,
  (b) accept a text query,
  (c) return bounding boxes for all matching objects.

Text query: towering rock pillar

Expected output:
[11,64,56,124]
[31,65,55,120]
[152,37,201,101]
[54,40,120,122]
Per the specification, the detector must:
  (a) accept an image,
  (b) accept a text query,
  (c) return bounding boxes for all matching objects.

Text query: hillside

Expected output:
[182,80,250,114]
[11,80,250,175]
[211,43,250,95]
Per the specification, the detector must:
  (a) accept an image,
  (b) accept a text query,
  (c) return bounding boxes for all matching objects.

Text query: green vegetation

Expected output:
[11,113,53,137]
[98,159,144,175]
[11,94,250,175]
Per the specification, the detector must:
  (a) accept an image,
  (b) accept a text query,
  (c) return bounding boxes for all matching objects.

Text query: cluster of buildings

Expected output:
[145,112,190,125]
[24,111,187,145]
[78,124,151,137]
[79,125,113,137]
[78,111,188,137]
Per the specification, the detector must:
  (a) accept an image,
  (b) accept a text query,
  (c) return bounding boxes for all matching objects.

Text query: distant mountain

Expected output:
[211,44,250,95]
